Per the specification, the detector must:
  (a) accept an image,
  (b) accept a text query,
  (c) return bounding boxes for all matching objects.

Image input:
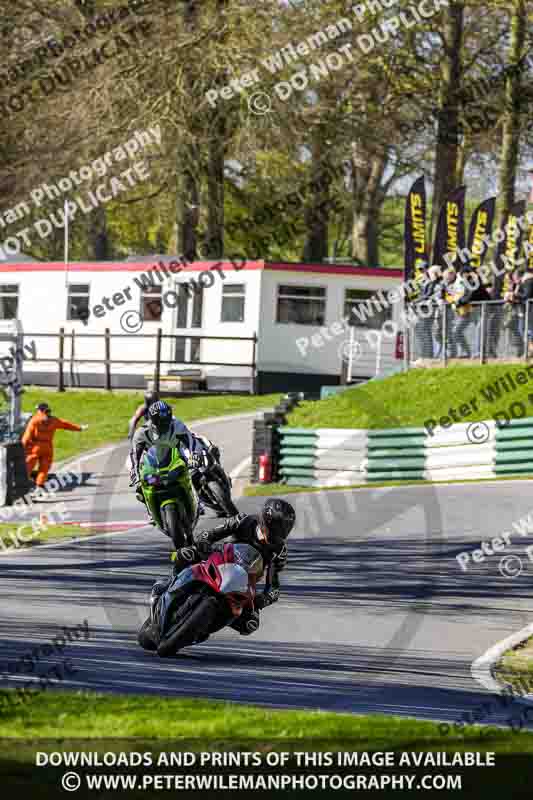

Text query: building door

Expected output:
[174,283,203,364]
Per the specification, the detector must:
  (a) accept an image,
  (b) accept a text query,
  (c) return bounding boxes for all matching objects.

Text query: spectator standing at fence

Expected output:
[21,403,87,490]
[447,266,480,359]
[516,266,533,357]
[418,266,443,358]
[414,265,431,358]
[502,270,523,357]
[462,267,491,358]
[441,267,459,357]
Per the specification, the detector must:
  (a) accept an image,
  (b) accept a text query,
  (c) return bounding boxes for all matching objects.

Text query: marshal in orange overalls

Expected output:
[21,409,82,487]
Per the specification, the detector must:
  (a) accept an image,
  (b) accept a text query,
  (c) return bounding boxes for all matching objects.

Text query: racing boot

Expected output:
[138,579,169,651]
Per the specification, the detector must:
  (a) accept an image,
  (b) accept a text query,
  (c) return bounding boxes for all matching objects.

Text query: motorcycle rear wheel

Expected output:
[158,593,219,657]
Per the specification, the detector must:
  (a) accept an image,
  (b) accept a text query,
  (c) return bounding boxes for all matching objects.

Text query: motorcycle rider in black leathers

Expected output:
[139,498,296,648]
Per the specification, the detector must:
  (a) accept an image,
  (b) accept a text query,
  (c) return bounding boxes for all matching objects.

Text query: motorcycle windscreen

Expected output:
[231,543,264,577]
[217,563,249,594]
[144,446,172,470]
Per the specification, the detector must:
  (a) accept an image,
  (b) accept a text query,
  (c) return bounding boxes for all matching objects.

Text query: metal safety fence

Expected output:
[406,300,533,365]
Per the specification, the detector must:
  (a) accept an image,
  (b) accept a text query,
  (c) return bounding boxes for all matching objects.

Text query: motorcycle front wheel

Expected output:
[161,502,192,549]
[157,593,219,657]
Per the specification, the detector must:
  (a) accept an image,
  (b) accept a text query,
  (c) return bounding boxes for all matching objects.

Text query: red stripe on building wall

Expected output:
[265,262,403,278]
[0,260,265,273]
[0,260,403,278]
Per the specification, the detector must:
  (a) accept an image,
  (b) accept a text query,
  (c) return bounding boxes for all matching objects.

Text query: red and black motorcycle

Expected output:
[139,542,276,657]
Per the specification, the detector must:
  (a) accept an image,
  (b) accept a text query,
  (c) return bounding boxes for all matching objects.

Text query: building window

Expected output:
[141,286,162,321]
[0,285,19,319]
[221,283,245,322]
[67,284,89,321]
[276,285,326,325]
[344,289,392,330]
[191,287,203,328]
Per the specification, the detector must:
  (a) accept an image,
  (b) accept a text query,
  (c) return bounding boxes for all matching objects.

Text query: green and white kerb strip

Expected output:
[278,417,533,487]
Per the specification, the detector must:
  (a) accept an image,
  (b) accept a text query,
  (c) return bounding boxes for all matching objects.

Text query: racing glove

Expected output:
[189,453,205,470]
[194,530,213,557]
[172,546,198,565]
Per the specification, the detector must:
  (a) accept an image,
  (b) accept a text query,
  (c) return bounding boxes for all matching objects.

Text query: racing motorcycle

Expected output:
[190,450,239,518]
[140,446,199,549]
[138,542,278,657]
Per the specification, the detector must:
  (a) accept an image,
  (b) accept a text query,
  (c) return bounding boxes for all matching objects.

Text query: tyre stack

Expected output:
[251,392,303,484]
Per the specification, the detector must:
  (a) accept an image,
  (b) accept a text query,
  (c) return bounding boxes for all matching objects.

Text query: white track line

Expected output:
[471,623,533,699]
[230,456,252,480]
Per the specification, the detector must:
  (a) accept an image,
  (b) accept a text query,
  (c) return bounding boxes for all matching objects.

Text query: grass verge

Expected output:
[0,523,105,550]
[287,364,533,429]
[17,389,280,464]
[244,474,533,497]
[495,636,533,696]
[0,691,532,751]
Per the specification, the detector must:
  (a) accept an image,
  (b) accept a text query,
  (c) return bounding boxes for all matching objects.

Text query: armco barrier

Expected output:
[277,417,533,487]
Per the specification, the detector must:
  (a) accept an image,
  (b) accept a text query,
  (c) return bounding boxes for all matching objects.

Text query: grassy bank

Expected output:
[287,364,533,430]
[0,690,532,751]
[18,389,280,463]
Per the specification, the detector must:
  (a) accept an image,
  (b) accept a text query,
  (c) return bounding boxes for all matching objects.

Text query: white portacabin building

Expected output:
[0,258,405,392]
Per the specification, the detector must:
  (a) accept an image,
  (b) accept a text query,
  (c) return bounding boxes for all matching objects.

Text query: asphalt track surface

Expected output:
[2,411,533,728]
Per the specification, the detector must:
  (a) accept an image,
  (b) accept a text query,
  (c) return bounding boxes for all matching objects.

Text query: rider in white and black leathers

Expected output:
[129,400,221,501]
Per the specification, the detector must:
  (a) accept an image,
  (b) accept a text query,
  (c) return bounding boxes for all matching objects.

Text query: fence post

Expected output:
[104,328,111,391]
[479,303,486,365]
[58,327,65,392]
[251,333,257,395]
[524,301,530,363]
[442,306,448,367]
[154,328,162,394]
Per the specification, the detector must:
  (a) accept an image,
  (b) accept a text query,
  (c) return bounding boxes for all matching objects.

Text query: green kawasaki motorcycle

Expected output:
[140,445,199,549]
